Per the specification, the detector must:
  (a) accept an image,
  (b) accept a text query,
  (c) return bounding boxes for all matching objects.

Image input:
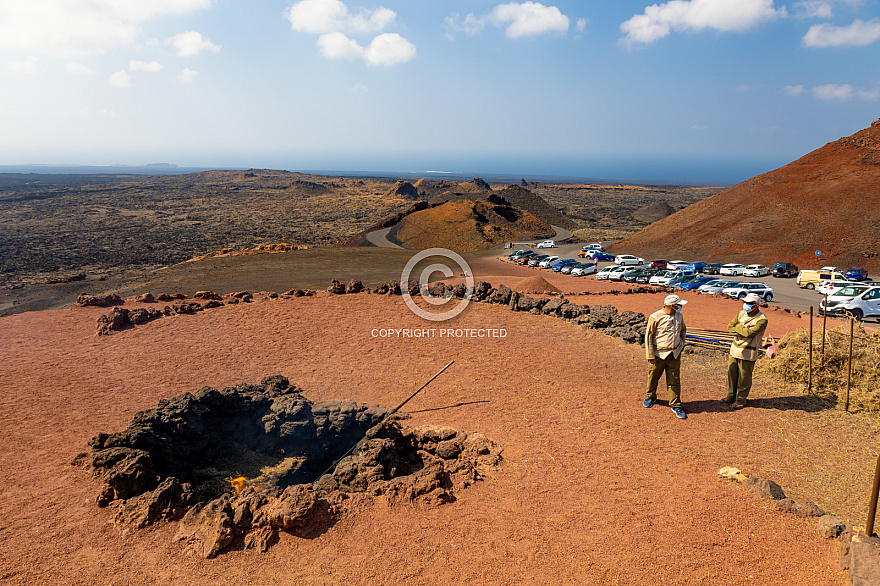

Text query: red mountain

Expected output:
[609,118,880,272]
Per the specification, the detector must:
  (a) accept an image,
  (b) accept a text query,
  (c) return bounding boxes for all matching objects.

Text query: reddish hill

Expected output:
[610,118,880,272]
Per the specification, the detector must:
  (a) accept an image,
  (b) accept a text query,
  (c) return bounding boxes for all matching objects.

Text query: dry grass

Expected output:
[760,323,880,415]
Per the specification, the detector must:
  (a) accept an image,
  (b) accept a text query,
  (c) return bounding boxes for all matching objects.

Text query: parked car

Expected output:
[635,270,659,284]
[821,266,842,273]
[577,250,593,258]
[507,249,530,260]
[676,276,714,291]
[589,251,617,262]
[562,262,590,275]
[664,270,698,287]
[699,280,740,294]
[527,254,550,267]
[723,282,774,301]
[688,261,707,273]
[649,259,668,270]
[538,255,561,268]
[649,271,674,286]
[551,259,578,272]
[820,285,880,321]
[667,260,690,270]
[720,263,745,276]
[582,243,604,251]
[704,263,723,275]
[817,280,854,296]
[615,254,645,266]
[797,269,847,290]
[571,263,598,276]
[819,284,873,316]
[595,265,620,280]
[510,250,536,262]
[607,266,630,280]
[845,267,869,282]
[772,262,799,278]
[743,264,770,277]
[652,270,695,287]
[621,268,645,283]
[536,240,556,249]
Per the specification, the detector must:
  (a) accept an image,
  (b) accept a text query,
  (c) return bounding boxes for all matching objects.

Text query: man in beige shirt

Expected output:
[644,294,688,419]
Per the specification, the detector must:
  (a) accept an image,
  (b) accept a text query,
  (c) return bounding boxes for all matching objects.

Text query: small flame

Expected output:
[230,476,248,496]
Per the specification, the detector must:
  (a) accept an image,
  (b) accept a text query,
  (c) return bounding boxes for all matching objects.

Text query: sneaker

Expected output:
[643,398,656,408]
[672,407,687,419]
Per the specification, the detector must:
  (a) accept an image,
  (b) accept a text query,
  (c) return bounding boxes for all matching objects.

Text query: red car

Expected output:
[650,259,668,270]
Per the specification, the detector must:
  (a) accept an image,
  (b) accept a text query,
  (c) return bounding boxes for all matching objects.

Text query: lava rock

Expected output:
[742,476,786,500]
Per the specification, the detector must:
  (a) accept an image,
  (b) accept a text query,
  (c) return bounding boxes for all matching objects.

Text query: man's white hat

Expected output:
[664,294,687,306]
[743,293,762,304]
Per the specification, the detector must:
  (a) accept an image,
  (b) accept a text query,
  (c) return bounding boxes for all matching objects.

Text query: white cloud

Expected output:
[0,0,213,58]
[576,18,587,33]
[858,88,880,100]
[66,62,96,75]
[179,68,198,83]
[620,0,786,45]
[487,2,569,38]
[287,0,396,34]
[6,56,38,75]
[108,70,132,89]
[446,2,570,39]
[130,60,163,73]
[783,84,805,95]
[288,0,415,66]
[793,0,833,18]
[813,83,852,99]
[169,31,221,57]
[802,19,880,47]
[350,83,368,92]
[316,32,416,66]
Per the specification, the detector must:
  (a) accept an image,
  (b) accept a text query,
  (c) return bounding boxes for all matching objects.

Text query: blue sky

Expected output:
[1,0,879,182]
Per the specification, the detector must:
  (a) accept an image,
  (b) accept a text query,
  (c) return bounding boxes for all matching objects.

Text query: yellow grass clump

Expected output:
[759,324,880,415]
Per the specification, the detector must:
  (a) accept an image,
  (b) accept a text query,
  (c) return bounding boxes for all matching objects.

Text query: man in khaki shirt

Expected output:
[644,294,688,419]
[724,292,768,409]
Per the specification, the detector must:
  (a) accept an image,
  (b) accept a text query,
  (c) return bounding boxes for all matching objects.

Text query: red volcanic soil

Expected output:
[1,283,871,584]
[610,118,880,272]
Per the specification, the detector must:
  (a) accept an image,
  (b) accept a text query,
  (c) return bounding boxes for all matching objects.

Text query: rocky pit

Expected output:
[73,375,502,558]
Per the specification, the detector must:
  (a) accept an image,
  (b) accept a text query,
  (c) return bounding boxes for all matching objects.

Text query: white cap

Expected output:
[664,294,687,306]
[743,293,761,304]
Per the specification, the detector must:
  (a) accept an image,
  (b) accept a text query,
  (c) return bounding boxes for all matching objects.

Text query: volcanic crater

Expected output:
[73,375,502,558]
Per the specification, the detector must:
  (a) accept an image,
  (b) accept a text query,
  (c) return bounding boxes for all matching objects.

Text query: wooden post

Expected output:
[821,293,828,360]
[867,453,880,537]
[846,317,854,412]
[807,305,813,393]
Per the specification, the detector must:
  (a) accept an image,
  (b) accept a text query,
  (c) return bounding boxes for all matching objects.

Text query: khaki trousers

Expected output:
[727,355,757,401]
[646,353,682,408]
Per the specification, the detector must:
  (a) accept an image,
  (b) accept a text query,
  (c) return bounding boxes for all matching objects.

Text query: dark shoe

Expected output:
[722,396,736,404]
[672,407,687,419]
[643,398,656,408]
[732,400,748,410]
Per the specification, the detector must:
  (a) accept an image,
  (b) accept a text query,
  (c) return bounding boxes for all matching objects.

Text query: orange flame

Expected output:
[230,476,248,496]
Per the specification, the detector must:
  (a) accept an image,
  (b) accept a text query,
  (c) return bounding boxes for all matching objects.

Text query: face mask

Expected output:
[674,305,683,313]
[743,303,754,312]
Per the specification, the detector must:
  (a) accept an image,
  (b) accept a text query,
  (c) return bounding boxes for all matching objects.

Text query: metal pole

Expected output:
[809,306,813,393]
[846,318,854,412]
[866,453,880,537]
[821,293,828,359]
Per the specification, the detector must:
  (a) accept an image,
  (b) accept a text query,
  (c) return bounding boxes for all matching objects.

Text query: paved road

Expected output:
[366,225,572,250]
[507,242,832,315]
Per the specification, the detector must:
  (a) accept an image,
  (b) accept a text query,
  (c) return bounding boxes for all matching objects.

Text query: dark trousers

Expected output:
[727,356,757,401]
[646,354,682,408]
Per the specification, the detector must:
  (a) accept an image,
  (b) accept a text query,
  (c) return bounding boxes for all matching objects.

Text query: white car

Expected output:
[615,254,645,266]
[720,263,745,276]
[817,279,854,296]
[743,264,770,277]
[649,271,674,286]
[581,243,604,252]
[820,285,880,321]
[652,270,694,287]
[538,256,560,268]
[607,266,629,280]
[820,266,842,273]
[536,240,556,249]
[698,280,740,294]
[667,260,690,270]
[595,265,620,280]
[571,263,598,276]
[723,282,774,301]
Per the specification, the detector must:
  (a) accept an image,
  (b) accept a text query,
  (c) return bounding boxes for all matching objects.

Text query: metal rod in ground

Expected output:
[312,360,455,484]
[809,306,813,393]
[846,317,854,412]
[867,453,880,537]
[822,294,828,360]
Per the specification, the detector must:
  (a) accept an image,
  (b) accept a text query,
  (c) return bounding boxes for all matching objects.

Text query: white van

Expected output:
[820,285,880,321]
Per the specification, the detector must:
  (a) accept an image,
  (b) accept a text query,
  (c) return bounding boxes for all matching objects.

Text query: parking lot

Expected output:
[506,241,834,314]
